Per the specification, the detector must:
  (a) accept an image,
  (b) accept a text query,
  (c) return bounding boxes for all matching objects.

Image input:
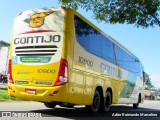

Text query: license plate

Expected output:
[25,89,36,94]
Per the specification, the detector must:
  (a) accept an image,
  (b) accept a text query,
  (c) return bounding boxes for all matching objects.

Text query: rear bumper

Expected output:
[8,83,69,103]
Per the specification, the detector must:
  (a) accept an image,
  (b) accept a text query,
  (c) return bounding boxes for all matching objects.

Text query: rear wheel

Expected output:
[101,91,112,112]
[133,95,141,109]
[86,90,100,113]
[44,102,56,108]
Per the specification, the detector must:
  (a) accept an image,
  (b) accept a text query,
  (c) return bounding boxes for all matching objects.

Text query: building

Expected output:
[0,46,9,83]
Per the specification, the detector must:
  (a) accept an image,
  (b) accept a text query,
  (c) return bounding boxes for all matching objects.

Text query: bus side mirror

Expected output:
[143,71,146,85]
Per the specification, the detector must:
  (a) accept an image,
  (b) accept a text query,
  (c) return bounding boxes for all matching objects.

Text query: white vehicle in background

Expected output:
[145,88,160,100]
[0,46,9,83]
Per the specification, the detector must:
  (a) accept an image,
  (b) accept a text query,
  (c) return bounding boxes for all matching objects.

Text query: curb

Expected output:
[0,83,7,90]
[0,88,7,90]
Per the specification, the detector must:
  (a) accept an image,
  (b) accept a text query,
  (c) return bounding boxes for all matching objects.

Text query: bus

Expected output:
[8,6,145,113]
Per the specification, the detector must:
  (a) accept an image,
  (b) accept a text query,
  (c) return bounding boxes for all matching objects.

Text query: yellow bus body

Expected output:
[8,7,144,110]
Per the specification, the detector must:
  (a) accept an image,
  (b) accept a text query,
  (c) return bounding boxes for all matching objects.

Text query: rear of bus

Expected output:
[8,7,69,103]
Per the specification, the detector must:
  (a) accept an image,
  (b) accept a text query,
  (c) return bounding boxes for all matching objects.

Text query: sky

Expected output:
[0,0,160,88]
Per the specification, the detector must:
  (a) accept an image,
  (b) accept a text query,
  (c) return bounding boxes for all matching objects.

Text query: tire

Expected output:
[86,90,100,113]
[101,91,111,112]
[66,104,74,108]
[133,95,140,109]
[44,102,56,108]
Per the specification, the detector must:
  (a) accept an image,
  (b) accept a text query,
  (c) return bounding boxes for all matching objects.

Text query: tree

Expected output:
[0,40,10,46]
[59,0,160,28]
[144,72,154,89]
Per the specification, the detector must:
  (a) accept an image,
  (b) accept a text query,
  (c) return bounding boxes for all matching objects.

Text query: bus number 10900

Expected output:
[79,56,93,67]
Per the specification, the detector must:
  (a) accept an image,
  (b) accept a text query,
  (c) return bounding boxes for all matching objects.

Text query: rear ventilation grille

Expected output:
[15,45,57,56]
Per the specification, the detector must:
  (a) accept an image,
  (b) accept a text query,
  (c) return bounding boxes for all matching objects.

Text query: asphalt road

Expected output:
[0,100,160,120]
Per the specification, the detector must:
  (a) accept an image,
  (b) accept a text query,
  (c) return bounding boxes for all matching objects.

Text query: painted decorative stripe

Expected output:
[19,30,56,34]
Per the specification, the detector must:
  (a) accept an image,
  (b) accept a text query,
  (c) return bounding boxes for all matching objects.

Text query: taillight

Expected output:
[54,59,68,86]
[8,59,14,84]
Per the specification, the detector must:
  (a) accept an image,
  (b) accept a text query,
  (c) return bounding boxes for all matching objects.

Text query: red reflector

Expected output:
[9,86,12,90]
[53,90,59,94]
[49,94,53,96]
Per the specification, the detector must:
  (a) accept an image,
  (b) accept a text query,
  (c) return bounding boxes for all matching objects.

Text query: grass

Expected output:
[0,90,23,102]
